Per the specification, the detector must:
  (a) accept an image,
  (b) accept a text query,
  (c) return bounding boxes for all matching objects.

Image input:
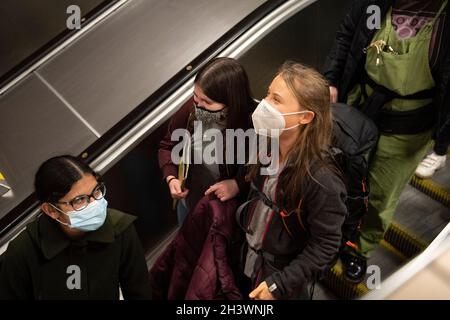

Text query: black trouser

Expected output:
[434,139,449,156]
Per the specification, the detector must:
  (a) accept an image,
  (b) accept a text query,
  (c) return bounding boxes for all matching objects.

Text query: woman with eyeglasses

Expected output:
[0,155,152,300]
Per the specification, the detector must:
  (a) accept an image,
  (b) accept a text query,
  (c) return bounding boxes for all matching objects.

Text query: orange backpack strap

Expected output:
[279,199,307,239]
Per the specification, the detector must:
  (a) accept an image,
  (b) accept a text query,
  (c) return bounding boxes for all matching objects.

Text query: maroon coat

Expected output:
[149,195,243,300]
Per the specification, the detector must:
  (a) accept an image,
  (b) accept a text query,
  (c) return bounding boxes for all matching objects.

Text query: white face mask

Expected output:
[251,99,311,137]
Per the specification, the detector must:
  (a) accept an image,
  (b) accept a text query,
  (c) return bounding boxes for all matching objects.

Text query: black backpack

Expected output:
[330,103,378,247]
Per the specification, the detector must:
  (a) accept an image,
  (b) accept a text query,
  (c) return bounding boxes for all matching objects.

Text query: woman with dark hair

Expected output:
[238,62,347,300]
[159,57,256,225]
[0,155,152,300]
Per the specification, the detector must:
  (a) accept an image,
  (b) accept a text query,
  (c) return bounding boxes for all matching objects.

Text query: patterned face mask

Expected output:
[194,103,227,125]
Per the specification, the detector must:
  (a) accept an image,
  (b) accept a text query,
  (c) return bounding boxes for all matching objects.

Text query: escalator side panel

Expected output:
[0,74,97,220]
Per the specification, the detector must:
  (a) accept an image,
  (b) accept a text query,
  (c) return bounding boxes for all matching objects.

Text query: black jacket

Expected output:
[0,209,152,300]
[241,163,347,299]
[323,0,450,143]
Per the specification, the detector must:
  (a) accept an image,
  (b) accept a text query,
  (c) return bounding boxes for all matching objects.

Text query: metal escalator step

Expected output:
[383,222,428,258]
[410,175,450,208]
[393,185,449,243]
[409,154,450,208]
[379,238,408,260]
[311,282,339,300]
[385,182,449,258]
[369,241,406,281]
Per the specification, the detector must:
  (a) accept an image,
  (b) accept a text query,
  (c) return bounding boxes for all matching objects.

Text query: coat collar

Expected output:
[37,210,115,260]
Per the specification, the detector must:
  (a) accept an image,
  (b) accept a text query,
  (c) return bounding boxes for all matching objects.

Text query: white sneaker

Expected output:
[415,152,447,179]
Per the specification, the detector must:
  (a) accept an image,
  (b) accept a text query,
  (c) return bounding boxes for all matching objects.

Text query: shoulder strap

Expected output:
[235,182,306,239]
[363,72,435,100]
[235,195,259,235]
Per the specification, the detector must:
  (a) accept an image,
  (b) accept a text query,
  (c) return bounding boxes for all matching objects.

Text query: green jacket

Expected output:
[0,208,152,300]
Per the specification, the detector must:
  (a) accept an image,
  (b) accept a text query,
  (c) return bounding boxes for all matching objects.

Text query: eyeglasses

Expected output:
[56,182,106,211]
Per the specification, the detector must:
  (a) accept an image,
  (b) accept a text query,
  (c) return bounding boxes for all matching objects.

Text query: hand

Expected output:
[204,179,239,202]
[329,86,338,103]
[249,281,275,300]
[167,177,189,200]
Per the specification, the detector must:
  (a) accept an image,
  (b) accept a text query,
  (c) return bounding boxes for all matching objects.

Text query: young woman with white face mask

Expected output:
[0,156,152,300]
[238,62,347,300]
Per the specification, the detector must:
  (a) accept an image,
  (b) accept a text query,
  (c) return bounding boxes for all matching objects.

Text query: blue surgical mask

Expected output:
[51,198,108,232]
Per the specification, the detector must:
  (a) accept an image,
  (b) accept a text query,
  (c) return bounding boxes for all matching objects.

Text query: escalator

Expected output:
[1,0,449,300]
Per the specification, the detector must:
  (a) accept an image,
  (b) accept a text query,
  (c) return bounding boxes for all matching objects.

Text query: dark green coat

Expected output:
[0,208,152,300]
